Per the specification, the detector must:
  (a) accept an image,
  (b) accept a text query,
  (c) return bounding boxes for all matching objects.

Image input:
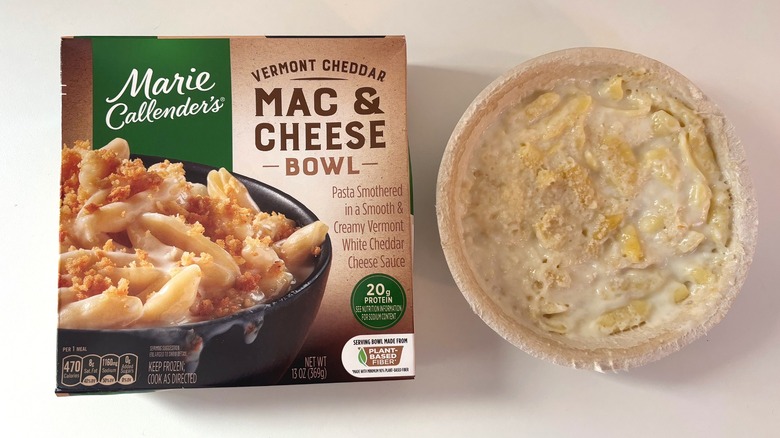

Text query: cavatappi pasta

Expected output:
[59,139,328,329]
[461,71,733,339]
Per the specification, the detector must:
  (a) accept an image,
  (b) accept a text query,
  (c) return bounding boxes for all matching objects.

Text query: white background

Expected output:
[1,1,779,436]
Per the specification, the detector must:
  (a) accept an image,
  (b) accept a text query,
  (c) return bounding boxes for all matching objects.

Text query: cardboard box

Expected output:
[57,36,413,394]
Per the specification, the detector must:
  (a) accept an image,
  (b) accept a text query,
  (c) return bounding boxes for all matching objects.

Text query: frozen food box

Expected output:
[57,36,414,394]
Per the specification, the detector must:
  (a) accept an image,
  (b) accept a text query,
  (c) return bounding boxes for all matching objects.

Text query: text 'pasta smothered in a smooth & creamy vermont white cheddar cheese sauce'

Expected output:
[58,138,328,329]
[461,71,733,339]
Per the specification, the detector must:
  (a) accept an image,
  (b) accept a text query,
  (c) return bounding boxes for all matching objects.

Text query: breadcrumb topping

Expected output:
[58,140,327,328]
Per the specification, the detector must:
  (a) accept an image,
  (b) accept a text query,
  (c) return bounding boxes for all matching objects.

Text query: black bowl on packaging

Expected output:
[56,156,332,392]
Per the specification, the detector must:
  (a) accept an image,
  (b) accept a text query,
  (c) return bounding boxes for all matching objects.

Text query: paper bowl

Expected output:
[436,48,757,370]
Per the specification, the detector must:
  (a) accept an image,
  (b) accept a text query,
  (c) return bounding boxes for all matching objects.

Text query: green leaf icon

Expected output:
[358,348,367,366]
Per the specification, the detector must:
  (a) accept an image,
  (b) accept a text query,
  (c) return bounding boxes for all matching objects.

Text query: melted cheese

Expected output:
[461,72,732,339]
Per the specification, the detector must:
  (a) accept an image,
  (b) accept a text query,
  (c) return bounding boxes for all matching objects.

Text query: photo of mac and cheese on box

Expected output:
[58,138,328,329]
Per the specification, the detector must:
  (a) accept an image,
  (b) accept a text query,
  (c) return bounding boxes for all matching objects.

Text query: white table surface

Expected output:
[2,1,778,436]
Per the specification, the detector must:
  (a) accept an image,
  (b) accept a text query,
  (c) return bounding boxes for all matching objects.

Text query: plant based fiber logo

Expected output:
[91,38,233,169]
[105,67,224,130]
[341,334,414,379]
[358,346,404,367]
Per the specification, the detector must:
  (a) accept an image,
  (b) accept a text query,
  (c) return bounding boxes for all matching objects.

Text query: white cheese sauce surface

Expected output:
[460,72,733,339]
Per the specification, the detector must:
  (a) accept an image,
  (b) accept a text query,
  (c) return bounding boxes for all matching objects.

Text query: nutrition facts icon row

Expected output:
[61,354,138,387]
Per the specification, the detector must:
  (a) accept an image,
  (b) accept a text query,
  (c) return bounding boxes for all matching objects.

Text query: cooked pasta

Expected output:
[58,139,328,329]
[461,72,733,338]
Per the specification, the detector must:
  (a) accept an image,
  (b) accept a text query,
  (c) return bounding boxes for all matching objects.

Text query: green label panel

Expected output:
[91,37,232,170]
[351,274,407,330]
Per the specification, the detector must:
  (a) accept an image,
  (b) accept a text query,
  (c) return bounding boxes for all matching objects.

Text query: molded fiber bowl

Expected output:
[436,48,757,371]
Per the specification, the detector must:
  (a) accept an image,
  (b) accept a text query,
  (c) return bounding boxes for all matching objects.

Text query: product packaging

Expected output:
[57,36,413,394]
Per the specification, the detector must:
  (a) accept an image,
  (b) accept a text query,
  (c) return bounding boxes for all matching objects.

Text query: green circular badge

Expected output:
[351,274,406,330]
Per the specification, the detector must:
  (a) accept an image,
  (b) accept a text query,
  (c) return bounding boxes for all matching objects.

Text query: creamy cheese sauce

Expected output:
[461,72,733,339]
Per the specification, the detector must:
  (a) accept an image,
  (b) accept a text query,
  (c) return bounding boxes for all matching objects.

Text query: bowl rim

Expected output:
[436,47,758,371]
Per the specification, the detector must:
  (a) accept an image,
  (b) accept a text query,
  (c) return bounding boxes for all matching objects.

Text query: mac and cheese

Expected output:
[461,72,733,338]
[59,138,328,329]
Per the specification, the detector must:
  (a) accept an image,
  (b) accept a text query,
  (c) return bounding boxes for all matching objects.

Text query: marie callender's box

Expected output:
[57,36,413,394]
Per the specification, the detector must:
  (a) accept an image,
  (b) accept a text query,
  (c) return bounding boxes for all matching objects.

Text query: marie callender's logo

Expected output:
[91,37,232,169]
[105,67,225,130]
